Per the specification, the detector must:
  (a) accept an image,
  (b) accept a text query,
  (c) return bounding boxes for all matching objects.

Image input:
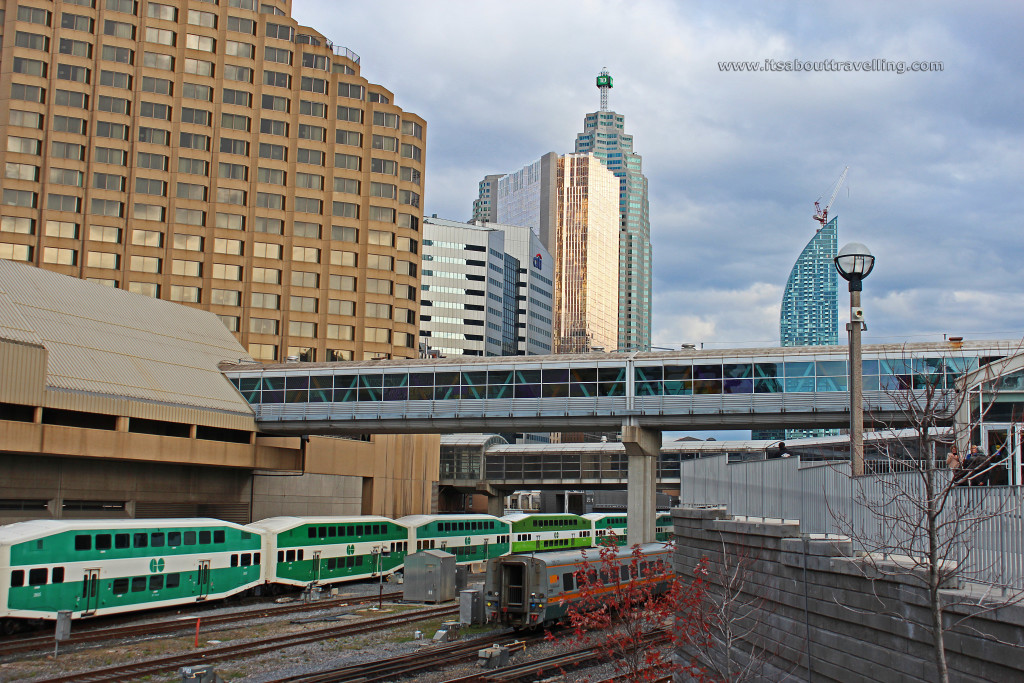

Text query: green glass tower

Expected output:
[574,69,651,351]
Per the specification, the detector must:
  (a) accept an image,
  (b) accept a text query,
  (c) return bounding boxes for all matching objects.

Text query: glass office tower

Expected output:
[780,217,839,346]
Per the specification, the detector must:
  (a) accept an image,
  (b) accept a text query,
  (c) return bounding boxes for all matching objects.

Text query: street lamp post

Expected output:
[835,242,875,476]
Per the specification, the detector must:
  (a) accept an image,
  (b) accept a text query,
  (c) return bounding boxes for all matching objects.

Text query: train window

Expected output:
[375,524,382,534]
[167,532,180,546]
[96,534,112,551]
[308,527,316,539]
[131,577,146,592]
[355,525,363,535]
[620,566,630,581]
[52,567,65,584]
[75,535,92,551]
[149,575,163,590]
[10,570,24,587]
[214,530,225,544]
[286,550,295,562]
[562,572,575,590]
[112,578,129,594]
[357,556,364,566]
[199,531,211,545]
[640,562,650,576]
[297,550,304,560]
[166,573,180,588]
[230,554,239,567]
[254,553,260,564]
[134,533,149,548]
[328,527,336,537]
[115,534,130,549]
[241,553,252,566]
[459,522,465,531]
[152,533,165,547]
[241,532,251,540]
[184,531,197,545]
[318,526,327,538]
[326,558,335,570]
[277,551,284,562]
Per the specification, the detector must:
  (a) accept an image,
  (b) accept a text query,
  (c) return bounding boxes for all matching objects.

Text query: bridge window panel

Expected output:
[784,362,815,378]
[723,378,753,393]
[861,360,879,376]
[435,384,460,400]
[636,381,661,396]
[597,367,626,383]
[261,377,285,391]
[635,366,662,381]
[663,380,691,396]
[357,387,382,401]
[754,363,781,378]
[487,384,513,399]
[515,370,541,384]
[754,378,783,393]
[359,374,383,388]
[409,386,433,400]
[383,374,409,388]
[334,375,358,389]
[238,377,261,402]
[286,388,308,403]
[435,371,460,387]
[692,364,723,381]
[815,361,846,377]
[261,389,284,404]
[816,376,847,392]
[944,357,978,374]
[409,372,434,387]
[723,363,753,379]
[542,368,569,384]
[878,358,912,375]
[463,382,487,400]
[515,383,540,399]
[663,365,692,382]
[598,382,625,397]
[863,376,880,391]
[914,374,943,390]
[462,371,487,387]
[569,367,597,383]
[383,386,408,401]
[286,376,309,390]
[784,377,815,392]
[692,379,722,394]
[308,375,333,402]
[542,382,569,398]
[570,382,597,397]
[488,370,515,385]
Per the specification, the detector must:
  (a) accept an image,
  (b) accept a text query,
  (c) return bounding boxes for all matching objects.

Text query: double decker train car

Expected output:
[484,542,674,628]
[502,513,593,553]
[0,518,262,629]
[584,513,628,546]
[398,514,510,563]
[248,516,408,587]
[656,511,673,542]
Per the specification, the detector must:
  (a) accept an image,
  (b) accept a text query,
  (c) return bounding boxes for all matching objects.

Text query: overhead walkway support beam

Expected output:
[622,421,661,545]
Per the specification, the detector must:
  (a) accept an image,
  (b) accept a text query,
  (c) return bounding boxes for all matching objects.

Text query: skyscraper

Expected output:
[574,69,651,351]
[780,217,839,346]
[471,174,503,224]
[490,153,619,354]
[0,0,425,363]
[420,217,553,357]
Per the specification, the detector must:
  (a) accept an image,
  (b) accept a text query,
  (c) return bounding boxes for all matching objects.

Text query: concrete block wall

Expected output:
[672,506,1024,682]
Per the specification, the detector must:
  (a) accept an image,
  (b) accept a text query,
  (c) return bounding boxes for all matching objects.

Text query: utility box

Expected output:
[179,665,224,683]
[460,587,485,625]
[455,564,468,592]
[404,549,456,603]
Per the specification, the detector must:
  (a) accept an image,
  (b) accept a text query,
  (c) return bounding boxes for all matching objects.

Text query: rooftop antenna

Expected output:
[813,165,849,231]
[597,68,613,111]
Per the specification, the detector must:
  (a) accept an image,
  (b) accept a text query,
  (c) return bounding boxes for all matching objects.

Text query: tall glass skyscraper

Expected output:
[574,70,651,351]
[780,217,839,346]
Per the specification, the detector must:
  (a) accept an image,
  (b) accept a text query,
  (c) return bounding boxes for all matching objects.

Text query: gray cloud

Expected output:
[297,0,1024,350]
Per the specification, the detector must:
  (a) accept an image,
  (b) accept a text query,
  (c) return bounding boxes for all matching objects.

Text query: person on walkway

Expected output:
[966,444,989,486]
[947,444,965,484]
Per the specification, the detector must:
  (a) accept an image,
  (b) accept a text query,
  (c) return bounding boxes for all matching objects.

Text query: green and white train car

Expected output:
[583,513,628,546]
[398,514,510,563]
[248,516,408,587]
[502,513,592,553]
[0,519,262,624]
[656,512,672,543]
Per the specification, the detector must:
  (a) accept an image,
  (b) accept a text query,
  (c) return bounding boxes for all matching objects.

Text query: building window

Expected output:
[288,321,316,338]
[43,247,78,266]
[251,292,280,309]
[250,318,279,335]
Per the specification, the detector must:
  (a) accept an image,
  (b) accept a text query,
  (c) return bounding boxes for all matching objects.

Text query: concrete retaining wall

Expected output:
[672,506,1024,682]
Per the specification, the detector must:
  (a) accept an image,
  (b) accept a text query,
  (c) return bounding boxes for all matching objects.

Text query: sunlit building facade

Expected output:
[0,0,426,363]
[780,217,839,347]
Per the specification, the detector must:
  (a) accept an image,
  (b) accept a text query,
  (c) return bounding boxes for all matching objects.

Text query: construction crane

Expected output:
[813,166,849,229]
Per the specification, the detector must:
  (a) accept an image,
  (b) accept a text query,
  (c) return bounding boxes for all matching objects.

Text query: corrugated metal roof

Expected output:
[0,261,253,415]
[440,433,508,446]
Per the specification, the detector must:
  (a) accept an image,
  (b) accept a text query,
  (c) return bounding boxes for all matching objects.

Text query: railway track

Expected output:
[0,591,403,658]
[32,603,457,683]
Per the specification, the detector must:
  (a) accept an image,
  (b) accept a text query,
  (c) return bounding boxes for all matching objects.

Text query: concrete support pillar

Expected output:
[485,494,504,518]
[622,422,661,546]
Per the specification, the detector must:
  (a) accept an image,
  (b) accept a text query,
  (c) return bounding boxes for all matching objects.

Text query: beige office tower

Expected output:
[0,0,425,363]
[553,153,618,353]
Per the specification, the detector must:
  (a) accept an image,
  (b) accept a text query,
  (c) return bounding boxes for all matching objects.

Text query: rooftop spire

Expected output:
[596,68,613,111]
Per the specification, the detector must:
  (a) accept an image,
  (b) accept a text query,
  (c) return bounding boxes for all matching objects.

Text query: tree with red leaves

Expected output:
[548,537,710,682]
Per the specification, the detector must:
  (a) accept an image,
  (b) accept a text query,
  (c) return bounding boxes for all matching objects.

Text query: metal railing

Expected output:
[678,455,1024,589]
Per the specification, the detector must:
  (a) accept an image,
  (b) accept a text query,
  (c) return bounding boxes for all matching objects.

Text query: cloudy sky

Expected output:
[296,0,1024,351]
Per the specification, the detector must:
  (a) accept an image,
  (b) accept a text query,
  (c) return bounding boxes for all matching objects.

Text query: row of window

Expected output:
[433,520,501,533]
[72,529,229,551]
[112,573,181,595]
[560,559,670,592]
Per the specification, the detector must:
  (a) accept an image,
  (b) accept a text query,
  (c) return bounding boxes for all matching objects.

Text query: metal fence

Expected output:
[678,455,1024,589]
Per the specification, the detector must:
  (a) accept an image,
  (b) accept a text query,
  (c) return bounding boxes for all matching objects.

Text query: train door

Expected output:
[197,560,211,599]
[501,562,526,614]
[312,551,321,583]
[81,569,99,615]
